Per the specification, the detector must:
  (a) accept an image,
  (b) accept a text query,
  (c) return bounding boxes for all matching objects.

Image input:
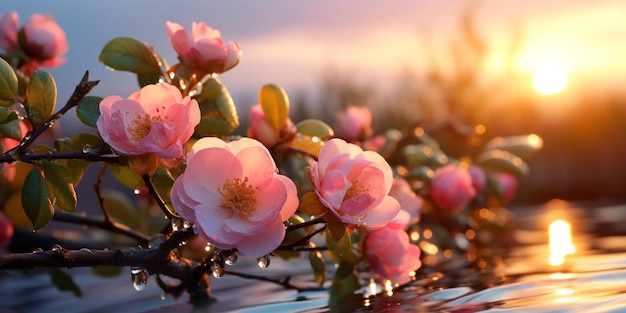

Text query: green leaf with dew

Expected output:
[25,70,56,128]
[76,96,102,128]
[22,167,54,230]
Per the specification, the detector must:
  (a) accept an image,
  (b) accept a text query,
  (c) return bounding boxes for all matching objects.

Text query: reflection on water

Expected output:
[2,200,626,312]
[548,219,575,266]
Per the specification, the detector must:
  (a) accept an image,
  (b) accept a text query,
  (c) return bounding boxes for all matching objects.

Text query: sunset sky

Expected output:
[5,0,626,104]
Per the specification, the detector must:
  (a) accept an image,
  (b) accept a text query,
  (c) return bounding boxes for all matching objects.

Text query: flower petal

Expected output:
[236,218,285,257]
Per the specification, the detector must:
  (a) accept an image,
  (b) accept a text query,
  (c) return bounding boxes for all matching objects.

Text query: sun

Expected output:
[532,64,569,95]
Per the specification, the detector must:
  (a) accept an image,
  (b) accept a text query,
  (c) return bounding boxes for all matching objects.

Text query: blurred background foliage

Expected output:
[255,5,626,205]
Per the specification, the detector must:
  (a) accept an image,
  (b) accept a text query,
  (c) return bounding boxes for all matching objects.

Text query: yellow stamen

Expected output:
[127,112,169,141]
[219,177,258,218]
[344,180,369,200]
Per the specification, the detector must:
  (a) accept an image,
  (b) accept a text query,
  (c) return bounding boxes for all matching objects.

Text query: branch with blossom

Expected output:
[0,11,542,308]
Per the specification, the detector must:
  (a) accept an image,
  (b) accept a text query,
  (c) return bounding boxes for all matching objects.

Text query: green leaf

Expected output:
[137,72,162,87]
[403,144,435,167]
[76,96,102,128]
[326,229,358,264]
[0,108,22,140]
[476,149,529,177]
[110,162,145,190]
[296,119,334,139]
[283,133,324,158]
[328,262,360,308]
[41,160,77,212]
[54,133,103,185]
[483,134,543,159]
[98,37,162,74]
[298,191,328,216]
[193,77,239,136]
[101,189,140,228]
[26,70,56,128]
[259,84,289,132]
[325,212,347,241]
[309,249,326,286]
[0,57,18,107]
[51,268,82,297]
[151,167,177,216]
[22,167,54,229]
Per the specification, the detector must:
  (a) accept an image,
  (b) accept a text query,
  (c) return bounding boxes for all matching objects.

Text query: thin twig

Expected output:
[286,216,326,232]
[53,211,149,245]
[143,174,176,220]
[15,71,99,155]
[277,225,327,251]
[94,163,115,224]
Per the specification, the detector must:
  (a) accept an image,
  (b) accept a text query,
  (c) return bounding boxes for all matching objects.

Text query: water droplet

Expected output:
[131,267,149,291]
[79,248,92,253]
[183,220,192,229]
[51,244,62,252]
[171,217,185,232]
[225,252,238,266]
[46,120,55,128]
[179,241,186,247]
[160,294,167,300]
[204,243,214,253]
[133,189,141,195]
[32,248,43,253]
[211,263,224,278]
[148,234,165,249]
[257,255,271,268]
[82,144,92,153]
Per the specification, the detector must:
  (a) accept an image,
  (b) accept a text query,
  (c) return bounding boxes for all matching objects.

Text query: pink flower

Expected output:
[335,106,372,142]
[491,172,518,203]
[364,210,422,284]
[0,12,19,52]
[310,138,400,228]
[97,82,200,160]
[170,137,299,257]
[166,21,241,74]
[430,164,476,212]
[468,165,486,194]
[247,104,295,147]
[19,13,68,76]
[0,210,13,251]
[389,177,422,224]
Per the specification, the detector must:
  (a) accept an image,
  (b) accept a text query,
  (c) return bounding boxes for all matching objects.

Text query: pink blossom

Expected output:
[491,172,518,203]
[310,138,400,228]
[468,165,487,194]
[389,177,422,224]
[247,104,295,147]
[170,137,299,257]
[97,82,200,161]
[0,12,19,52]
[335,106,372,142]
[166,21,241,74]
[363,135,385,152]
[0,210,13,251]
[364,210,422,284]
[430,164,476,212]
[19,14,68,76]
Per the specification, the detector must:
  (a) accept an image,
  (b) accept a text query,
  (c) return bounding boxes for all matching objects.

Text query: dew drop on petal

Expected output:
[257,255,271,269]
[131,267,149,291]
